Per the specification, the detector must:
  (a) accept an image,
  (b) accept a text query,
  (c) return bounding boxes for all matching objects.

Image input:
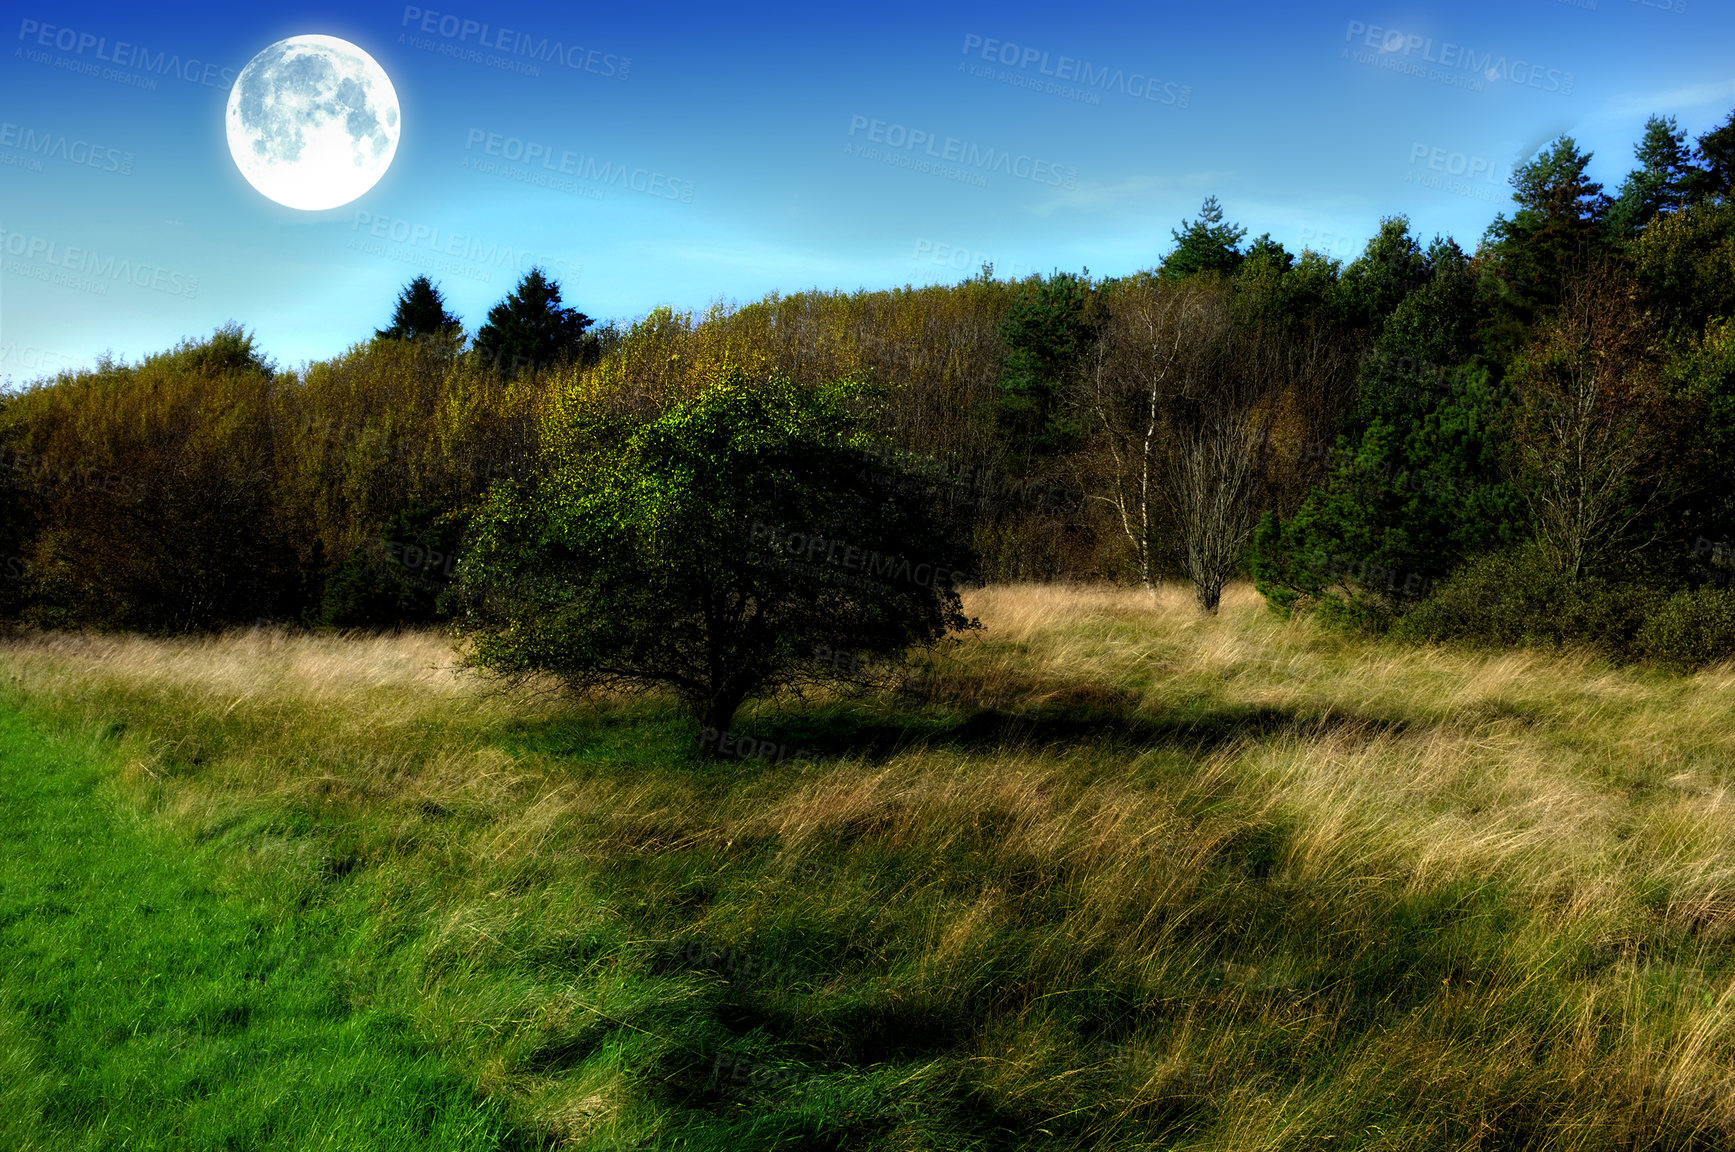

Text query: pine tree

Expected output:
[375,275,462,342]
[1252,238,1520,620]
[1336,216,1432,337]
[1160,195,1247,279]
[993,270,1099,467]
[1240,233,1294,275]
[471,267,596,376]
[1689,108,1735,204]
[1480,136,1612,358]
[1608,116,1700,237]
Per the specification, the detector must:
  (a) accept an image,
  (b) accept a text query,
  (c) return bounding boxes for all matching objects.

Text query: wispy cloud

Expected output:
[1029,172,1236,218]
[1603,80,1735,119]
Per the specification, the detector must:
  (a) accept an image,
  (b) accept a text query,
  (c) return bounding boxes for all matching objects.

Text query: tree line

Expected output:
[4,107,1735,693]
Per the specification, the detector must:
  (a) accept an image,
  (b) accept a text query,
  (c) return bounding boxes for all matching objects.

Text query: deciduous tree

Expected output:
[1504,266,1690,581]
[451,374,979,737]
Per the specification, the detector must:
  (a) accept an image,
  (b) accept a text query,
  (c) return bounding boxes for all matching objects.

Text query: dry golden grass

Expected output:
[8,582,1735,1148]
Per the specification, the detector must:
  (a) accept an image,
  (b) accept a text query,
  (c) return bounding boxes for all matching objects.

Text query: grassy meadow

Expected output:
[4,582,1735,1149]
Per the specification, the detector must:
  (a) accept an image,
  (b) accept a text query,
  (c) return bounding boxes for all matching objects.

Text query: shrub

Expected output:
[1635,587,1735,668]
[1393,545,1675,661]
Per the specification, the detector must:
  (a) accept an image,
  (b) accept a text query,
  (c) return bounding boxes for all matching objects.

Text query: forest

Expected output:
[6,109,1735,671]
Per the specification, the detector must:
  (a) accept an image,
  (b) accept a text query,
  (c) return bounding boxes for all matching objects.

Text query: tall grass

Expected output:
[5,583,1735,1148]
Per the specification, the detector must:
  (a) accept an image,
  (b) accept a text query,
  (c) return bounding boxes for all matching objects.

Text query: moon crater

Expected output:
[226,35,400,211]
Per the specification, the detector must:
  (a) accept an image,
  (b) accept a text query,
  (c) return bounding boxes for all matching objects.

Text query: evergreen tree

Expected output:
[375,275,462,342]
[1480,136,1612,348]
[1160,195,1246,279]
[1688,108,1735,204]
[993,270,1100,467]
[1235,245,1344,327]
[1336,216,1432,337]
[1608,116,1701,237]
[472,267,597,376]
[1240,232,1294,275]
[1253,238,1520,621]
[1231,235,1298,323]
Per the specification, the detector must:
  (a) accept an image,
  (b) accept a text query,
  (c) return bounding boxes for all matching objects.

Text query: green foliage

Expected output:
[1663,318,1735,543]
[1387,544,1735,667]
[1160,195,1246,279]
[317,502,466,630]
[0,324,543,634]
[451,373,980,734]
[1234,241,1344,328]
[1500,267,1692,582]
[1252,420,1454,629]
[1632,199,1735,338]
[1608,116,1700,238]
[7,103,1735,662]
[472,267,596,377]
[1347,236,1481,433]
[375,275,462,342]
[1240,232,1293,275]
[992,270,1099,465]
[1336,216,1432,336]
[1480,136,1611,357]
[1632,586,1735,668]
[0,325,304,632]
[1253,240,1519,626]
[1687,107,1735,204]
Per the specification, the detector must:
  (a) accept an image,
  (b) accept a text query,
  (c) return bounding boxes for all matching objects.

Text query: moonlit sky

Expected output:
[3,0,1733,381]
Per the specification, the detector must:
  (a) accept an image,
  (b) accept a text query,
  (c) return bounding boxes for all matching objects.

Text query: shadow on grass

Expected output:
[498,690,1412,776]
[478,687,1444,1146]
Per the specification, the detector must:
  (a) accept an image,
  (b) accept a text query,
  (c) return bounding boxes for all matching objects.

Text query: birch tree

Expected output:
[1079,277,1292,613]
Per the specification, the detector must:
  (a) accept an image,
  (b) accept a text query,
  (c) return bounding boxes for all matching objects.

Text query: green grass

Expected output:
[0,706,542,1151]
[4,583,1735,1149]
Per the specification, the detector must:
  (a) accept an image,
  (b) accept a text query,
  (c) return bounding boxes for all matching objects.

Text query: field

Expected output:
[4,582,1735,1150]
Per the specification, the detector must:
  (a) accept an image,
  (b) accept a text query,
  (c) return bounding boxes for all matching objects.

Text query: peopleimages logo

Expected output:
[15,19,237,88]
[846,115,1078,189]
[959,33,1191,107]
[1342,21,1575,95]
[0,122,133,174]
[463,130,694,203]
[0,226,199,297]
[399,7,629,79]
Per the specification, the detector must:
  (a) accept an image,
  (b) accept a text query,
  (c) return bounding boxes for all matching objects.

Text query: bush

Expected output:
[1,326,305,632]
[1635,587,1735,668]
[1393,545,1681,662]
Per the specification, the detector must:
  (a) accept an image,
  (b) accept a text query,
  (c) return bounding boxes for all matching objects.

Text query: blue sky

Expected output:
[3,0,1733,380]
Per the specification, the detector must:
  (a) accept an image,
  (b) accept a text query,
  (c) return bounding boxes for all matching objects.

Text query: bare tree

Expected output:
[1505,266,1689,581]
[1077,277,1291,613]
[1076,276,1194,592]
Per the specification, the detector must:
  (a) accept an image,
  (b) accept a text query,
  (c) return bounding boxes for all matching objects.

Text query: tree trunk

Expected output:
[697,688,748,754]
[1196,582,1222,614]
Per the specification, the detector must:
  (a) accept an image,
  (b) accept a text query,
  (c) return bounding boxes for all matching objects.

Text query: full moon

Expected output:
[226,35,400,211]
